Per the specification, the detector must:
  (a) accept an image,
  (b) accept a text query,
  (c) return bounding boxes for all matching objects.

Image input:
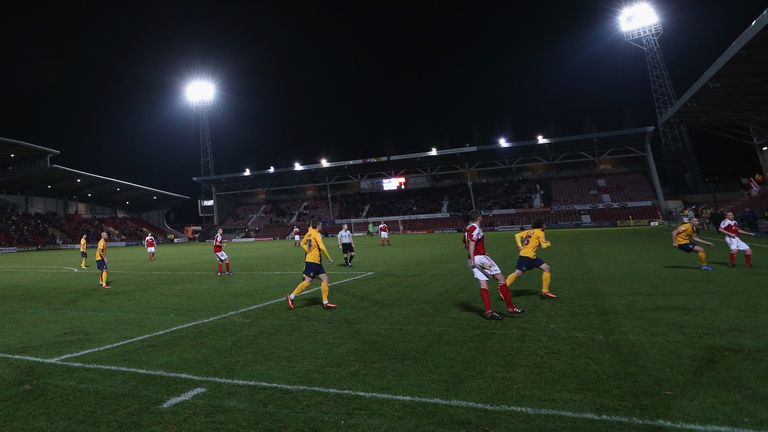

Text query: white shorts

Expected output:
[725,237,750,252]
[294,235,301,241]
[380,232,389,239]
[471,255,502,281]
[215,251,229,262]
[146,247,155,253]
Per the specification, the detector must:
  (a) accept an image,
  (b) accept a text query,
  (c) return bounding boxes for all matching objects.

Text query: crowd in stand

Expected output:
[0,206,162,247]
[0,207,59,247]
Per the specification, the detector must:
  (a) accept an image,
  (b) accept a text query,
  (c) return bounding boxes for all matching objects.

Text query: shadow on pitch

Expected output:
[457,302,486,318]
[296,297,323,309]
[663,261,729,270]
[509,289,538,297]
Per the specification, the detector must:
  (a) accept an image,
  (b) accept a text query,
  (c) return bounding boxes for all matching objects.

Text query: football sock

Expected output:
[349,254,355,263]
[101,271,108,286]
[729,252,736,267]
[542,272,552,293]
[81,258,86,267]
[226,262,230,272]
[480,288,492,313]
[218,263,223,273]
[505,273,518,287]
[498,283,515,309]
[698,251,708,266]
[321,281,330,304]
[746,254,752,268]
[291,280,311,299]
[344,257,349,265]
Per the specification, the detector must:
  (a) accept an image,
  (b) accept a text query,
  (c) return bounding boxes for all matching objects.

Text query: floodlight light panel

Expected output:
[619,3,659,32]
[185,81,215,105]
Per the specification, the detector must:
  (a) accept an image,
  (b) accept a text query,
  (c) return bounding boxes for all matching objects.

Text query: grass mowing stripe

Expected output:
[0,267,370,274]
[0,353,762,432]
[50,272,375,361]
[160,387,207,408]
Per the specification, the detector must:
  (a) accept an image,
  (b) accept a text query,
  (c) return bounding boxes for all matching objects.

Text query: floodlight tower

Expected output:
[186,80,216,200]
[620,3,701,190]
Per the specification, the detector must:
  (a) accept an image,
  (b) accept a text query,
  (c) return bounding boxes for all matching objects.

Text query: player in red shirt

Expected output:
[378,221,391,246]
[463,210,524,320]
[144,233,157,261]
[719,211,756,268]
[292,226,301,247]
[213,228,232,275]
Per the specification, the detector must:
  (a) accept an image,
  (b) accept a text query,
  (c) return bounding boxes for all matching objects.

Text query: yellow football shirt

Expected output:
[301,227,331,264]
[675,223,694,245]
[515,228,551,259]
[80,237,87,252]
[95,239,107,260]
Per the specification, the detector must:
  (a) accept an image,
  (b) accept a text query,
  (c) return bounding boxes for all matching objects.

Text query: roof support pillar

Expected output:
[644,131,667,211]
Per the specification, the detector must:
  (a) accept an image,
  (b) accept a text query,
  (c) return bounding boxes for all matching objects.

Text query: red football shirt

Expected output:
[213,233,224,253]
[463,223,487,256]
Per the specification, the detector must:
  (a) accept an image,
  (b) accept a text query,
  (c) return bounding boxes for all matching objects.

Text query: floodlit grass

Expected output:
[1,227,767,431]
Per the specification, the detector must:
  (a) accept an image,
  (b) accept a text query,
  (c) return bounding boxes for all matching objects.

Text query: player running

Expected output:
[95,232,110,289]
[337,224,356,267]
[506,220,557,299]
[378,221,391,246]
[719,211,756,269]
[464,210,524,320]
[79,234,88,269]
[286,220,337,310]
[213,228,232,275]
[292,226,301,247]
[144,232,157,261]
[672,218,714,270]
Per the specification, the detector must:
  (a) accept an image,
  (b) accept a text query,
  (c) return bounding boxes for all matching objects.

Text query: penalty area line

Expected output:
[50,272,375,362]
[0,353,762,432]
[161,387,207,408]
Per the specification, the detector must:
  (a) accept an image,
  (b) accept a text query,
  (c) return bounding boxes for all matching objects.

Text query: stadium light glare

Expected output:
[619,3,659,32]
[244,168,251,176]
[428,147,438,156]
[294,162,303,171]
[153,196,157,200]
[498,137,510,148]
[9,153,14,158]
[116,187,120,191]
[76,179,81,183]
[185,80,215,106]
[763,146,768,151]
[47,185,51,189]
[268,166,275,173]
[87,193,92,197]
[125,201,130,205]
[321,158,330,167]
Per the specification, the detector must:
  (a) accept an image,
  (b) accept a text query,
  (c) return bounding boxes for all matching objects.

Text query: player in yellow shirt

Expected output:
[79,234,88,269]
[286,220,337,310]
[95,232,110,289]
[672,218,714,270]
[505,220,557,299]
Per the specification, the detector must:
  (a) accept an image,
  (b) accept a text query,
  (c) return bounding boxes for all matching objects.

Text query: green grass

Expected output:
[0,227,767,431]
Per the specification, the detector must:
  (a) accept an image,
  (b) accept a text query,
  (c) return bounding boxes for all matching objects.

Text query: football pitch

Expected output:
[1,227,767,432]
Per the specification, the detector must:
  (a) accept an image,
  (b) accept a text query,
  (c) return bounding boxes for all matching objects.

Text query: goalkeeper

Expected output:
[505,220,557,299]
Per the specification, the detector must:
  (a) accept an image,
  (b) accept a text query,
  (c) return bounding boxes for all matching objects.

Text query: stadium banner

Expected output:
[173,237,189,243]
[232,238,256,242]
[0,247,18,254]
[552,201,653,211]
[336,213,449,224]
[617,219,656,227]
[107,241,127,247]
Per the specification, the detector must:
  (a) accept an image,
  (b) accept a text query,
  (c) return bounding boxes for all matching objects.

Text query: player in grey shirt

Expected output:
[337,224,356,267]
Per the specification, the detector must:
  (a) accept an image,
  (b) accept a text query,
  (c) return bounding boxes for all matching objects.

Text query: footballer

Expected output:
[672,218,714,270]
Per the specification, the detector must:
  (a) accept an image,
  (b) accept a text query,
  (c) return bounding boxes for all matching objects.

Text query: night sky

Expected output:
[2,1,766,199]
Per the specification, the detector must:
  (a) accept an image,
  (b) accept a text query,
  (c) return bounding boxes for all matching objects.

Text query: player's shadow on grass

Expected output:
[457,302,487,318]
[509,289,538,297]
[296,297,323,308]
[663,261,730,270]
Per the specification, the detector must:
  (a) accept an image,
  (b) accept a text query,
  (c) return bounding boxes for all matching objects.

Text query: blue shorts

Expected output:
[81,251,87,258]
[677,244,696,253]
[96,259,107,271]
[516,256,545,272]
[303,262,325,278]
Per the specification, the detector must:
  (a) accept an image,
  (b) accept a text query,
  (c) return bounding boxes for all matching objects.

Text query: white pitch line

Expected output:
[0,353,761,432]
[50,272,375,361]
[160,387,207,408]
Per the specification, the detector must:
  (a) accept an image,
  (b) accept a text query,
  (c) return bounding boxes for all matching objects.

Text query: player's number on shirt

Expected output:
[522,235,532,246]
